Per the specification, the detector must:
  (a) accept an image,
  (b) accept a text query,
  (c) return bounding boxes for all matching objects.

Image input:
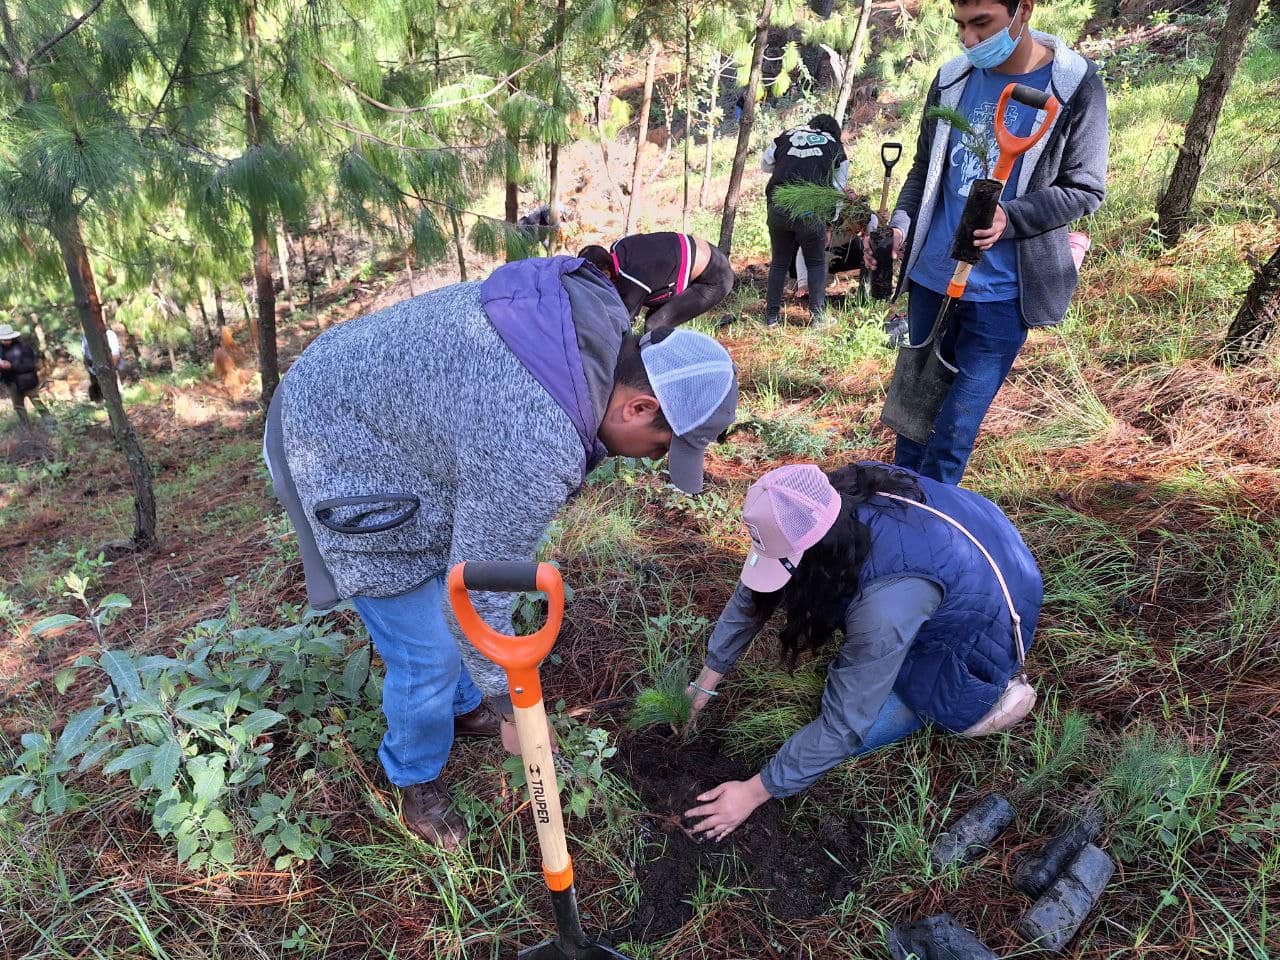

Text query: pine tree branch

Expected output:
[323,118,490,153]
[316,48,561,114]
[28,0,107,66]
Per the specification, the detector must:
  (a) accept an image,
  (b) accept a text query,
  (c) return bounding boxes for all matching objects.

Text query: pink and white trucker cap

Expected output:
[739,464,842,592]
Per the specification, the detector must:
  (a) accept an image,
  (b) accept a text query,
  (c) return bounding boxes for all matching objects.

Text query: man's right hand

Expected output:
[862,226,904,272]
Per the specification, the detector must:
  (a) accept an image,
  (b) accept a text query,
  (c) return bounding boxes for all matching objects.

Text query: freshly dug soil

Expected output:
[615,730,864,940]
[870,226,896,299]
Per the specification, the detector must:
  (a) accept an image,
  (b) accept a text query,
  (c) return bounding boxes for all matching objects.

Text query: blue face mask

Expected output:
[964,5,1025,70]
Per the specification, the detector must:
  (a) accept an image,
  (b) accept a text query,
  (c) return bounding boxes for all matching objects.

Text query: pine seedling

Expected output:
[627,657,695,737]
[771,181,872,235]
[1015,709,1092,800]
[927,106,995,179]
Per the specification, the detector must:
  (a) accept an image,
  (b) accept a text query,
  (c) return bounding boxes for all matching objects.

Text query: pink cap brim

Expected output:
[739,548,804,592]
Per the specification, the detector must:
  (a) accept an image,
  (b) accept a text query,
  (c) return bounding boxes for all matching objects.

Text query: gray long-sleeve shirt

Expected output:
[705,576,943,797]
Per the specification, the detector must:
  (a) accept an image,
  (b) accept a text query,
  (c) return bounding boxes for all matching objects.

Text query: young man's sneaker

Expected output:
[810,312,836,330]
[399,780,467,850]
[764,315,781,328]
[454,699,503,738]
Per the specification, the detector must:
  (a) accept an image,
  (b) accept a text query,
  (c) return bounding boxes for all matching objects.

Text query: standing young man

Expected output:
[762,113,849,328]
[263,256,738,850]
[866,0,1108,483]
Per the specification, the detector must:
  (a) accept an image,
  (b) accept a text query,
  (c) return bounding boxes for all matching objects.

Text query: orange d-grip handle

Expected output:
[991,82,1060,183]
[447,561,565,709]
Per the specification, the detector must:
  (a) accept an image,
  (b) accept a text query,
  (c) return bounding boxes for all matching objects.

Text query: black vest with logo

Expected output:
[765,126,846,205]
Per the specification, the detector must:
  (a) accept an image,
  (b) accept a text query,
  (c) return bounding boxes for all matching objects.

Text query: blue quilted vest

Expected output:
[856,472,1043,732]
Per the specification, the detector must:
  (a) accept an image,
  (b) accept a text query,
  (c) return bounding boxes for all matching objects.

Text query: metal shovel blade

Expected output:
[516,887,634,960]
[518,941,632,960]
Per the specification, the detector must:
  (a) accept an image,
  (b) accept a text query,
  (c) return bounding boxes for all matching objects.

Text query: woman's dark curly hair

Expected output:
[751,462,924,668]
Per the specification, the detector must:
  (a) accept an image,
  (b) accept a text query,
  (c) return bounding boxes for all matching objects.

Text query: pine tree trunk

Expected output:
[626,40,659,234]
[449,208,468,281]
[276,226,292,303]
[244,1,278,408]
[214,286,227,333]
[595,68,625,212]
[547,0,566,249]
[1154,0,1262,247]
[719,0,774,253]
[197,293,214,350]
[700,51,720,207]
[323,201,339,282]
[57,220,157,548]
[682,3,692,232]
[300,232,314,311]
[1219,241,1280,365]
[835,0,874,126]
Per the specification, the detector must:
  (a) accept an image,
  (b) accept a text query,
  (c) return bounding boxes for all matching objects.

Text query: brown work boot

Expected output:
[399,781,467,851]
[453,699,503,738]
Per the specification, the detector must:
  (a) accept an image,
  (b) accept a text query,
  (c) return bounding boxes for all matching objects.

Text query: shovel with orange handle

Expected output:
[448,561,632,960]
[882,82,1061,445]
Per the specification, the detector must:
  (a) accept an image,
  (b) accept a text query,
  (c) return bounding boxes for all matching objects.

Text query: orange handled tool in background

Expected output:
[448,561,632,960]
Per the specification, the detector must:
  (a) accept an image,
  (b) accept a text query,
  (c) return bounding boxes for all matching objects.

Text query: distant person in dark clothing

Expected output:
[518,203,576,253]
[762,113,849,328]
[0,322,52,428]
[578,233,736,332]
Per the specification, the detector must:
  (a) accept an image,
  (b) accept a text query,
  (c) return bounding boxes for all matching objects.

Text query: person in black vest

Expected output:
[762,113,849,328]
[0,321,52,429]
[578,233,735,332]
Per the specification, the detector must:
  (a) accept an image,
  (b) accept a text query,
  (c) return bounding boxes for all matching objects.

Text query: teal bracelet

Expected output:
[690,682,719,697]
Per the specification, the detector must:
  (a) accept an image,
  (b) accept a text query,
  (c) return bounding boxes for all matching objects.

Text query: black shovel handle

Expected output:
[1010,83,1051,110]
[461,561,542,593]
[881,141,903,175]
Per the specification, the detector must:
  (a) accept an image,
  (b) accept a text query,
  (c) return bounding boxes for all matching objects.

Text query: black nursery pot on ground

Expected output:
[870,226,897,299]
[951,178,1004,264]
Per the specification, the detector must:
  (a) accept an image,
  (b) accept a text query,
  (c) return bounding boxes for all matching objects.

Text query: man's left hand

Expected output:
[971,204,1007,251]
[684,774,772,841]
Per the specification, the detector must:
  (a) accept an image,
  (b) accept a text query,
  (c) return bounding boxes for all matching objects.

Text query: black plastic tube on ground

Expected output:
[950,178,1004,264]
[1013,806,1104,898]
[1018,843,1115,953]
[929,792,1016,870]
[870,226,896,299]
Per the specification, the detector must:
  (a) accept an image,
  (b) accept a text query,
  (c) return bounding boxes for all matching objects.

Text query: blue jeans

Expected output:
[353,574,483,787]
[894,283,1028,484]
[853,691,927,755]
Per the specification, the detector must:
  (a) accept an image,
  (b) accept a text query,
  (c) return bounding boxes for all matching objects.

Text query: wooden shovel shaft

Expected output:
[512,697,574,891]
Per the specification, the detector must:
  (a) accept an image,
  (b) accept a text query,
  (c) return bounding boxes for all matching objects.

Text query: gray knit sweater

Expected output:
[275,281,605,695]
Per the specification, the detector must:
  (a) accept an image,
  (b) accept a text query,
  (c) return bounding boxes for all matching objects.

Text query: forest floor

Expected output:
[2,3,1279,958]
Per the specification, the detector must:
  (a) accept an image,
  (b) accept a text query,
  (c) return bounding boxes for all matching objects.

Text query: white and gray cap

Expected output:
[640,328,738,494]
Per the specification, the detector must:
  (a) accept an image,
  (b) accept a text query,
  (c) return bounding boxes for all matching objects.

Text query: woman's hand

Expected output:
[681,666,724,737]
[684,774,772,841]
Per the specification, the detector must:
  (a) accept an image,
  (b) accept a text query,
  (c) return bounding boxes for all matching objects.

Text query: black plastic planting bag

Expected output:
[881,306,957,444]
[950,178,1003,264]
[870,226,896,299]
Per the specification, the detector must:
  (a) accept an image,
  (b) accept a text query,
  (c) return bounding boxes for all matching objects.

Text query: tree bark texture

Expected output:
[719,0,774,253]
[1154,0,1262,247]
[244,1,278,408]
[700,51,721,208]
[58,221,158,547]
[626,40,660,234]
[1220,240,1280,364]
[835,0,874,126]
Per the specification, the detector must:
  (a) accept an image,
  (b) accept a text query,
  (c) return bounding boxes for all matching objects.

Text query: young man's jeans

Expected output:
[894,282,1028,484]
[353,574,483,788]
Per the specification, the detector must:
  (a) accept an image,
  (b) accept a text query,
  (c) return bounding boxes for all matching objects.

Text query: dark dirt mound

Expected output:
[614,730,864,941]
